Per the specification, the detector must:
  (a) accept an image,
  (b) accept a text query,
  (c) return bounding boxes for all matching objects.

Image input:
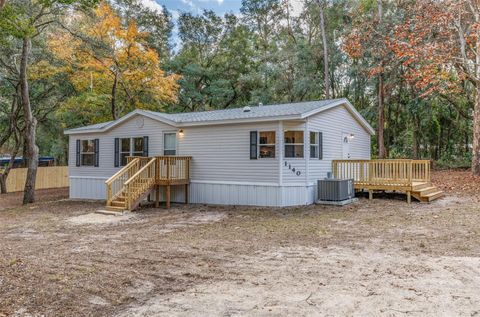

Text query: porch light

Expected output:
[348,134,355,139]
[179,129,184,136]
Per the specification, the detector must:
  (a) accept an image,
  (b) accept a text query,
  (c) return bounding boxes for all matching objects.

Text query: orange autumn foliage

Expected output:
[49,3,180,119]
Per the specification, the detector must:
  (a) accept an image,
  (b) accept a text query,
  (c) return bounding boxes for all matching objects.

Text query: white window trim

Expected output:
[284,130,305,159]
[258,130,276,159]
[163,131,178,156]
[80,139,95,166]
[120,137,144,166]
[309,131,320,160]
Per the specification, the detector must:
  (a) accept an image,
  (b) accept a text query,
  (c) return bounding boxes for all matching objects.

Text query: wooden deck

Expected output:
[332,159,444,203]
[105,156,191,211]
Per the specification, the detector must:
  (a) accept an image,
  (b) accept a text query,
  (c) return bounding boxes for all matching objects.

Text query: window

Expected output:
[132,137,144,156]
[81,140,95,166]
[259,131,276,158]
[284,131,304,158]
[120,137,145,166]
[164,133,176,155]
[310,132,319,158]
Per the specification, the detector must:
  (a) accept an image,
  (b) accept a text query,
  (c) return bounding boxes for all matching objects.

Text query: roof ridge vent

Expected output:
[243,106,251,112]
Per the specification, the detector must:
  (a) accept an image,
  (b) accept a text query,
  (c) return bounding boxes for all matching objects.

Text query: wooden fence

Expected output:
[3,166,69,192]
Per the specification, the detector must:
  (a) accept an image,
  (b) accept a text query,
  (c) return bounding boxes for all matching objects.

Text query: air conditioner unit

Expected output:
[318,178,354,201]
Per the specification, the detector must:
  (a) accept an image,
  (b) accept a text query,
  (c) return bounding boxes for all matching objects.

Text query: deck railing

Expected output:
[124,158,157,210]
[106,156,192,209]
[332,159,431,189]
[106,158,142,205]
[156,156,191,184]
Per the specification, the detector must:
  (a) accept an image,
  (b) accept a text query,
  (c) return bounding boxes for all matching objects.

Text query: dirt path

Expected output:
[120,247,480,317]
[1,171,479,316]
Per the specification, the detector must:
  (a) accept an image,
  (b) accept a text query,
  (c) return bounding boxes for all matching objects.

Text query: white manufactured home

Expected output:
[65,98,374,208]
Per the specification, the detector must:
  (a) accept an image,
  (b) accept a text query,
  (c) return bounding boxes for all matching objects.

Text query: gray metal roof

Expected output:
[145,99,340,123]
[64,98,375,135]
[66,121,114,133]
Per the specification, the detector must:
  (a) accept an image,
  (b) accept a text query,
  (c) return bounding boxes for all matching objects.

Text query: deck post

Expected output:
[166,185,171,209]
[407,191,411,204]
[185,184,189,204]
[368,190,373,200]
[155,185,160,208]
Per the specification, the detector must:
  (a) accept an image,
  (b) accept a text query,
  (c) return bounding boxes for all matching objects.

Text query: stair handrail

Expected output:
[105,158,140,205]
[124,157,157,210]
[106,158,139,185]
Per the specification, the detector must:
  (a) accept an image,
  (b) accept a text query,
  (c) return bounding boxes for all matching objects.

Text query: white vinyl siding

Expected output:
[307,105,371,183]
[177,122,279,183]
[69,115,174,179]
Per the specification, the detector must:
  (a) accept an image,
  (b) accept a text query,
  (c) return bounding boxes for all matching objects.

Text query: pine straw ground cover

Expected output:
[0,170,479,316]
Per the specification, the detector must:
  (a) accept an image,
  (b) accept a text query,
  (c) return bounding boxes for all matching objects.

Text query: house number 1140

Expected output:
[285,161,301,176]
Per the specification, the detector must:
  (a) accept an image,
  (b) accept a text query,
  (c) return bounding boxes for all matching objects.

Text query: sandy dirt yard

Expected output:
[1,171,480,317]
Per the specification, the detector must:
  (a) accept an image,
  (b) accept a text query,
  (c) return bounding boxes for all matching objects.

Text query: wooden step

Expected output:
[105,205,126,212]
[422,190,444,202]
[111,201,126,208]
[416,186,438,196]
[412,182,430,191]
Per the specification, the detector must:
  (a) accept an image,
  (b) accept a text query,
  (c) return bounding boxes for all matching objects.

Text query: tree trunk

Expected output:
[376,0,386,159]
[318,1,330,99]
[0,0,6,10]
[0,147,19,194]
[111,71,118,120]
[472,81,480,175]
[412,114,420,159]
[20,37,39,204]
[377,73,386,158]
[473,14,480,176]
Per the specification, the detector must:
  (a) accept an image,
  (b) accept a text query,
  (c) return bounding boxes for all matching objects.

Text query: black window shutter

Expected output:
[143,136,149,157]
[250,131,258,159]
[76,139,81,167]
[318,132,323,160]
[94,139,99,167]
[114,138,119,167]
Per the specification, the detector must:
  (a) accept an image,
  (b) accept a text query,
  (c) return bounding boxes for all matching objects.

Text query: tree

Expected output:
[317,0,330,99]
[344,0,391,158]
[113,0,174,60]
[0,0,100,204]
[51,3,180,123]
[389,0,480,175]
[169,10,257,112]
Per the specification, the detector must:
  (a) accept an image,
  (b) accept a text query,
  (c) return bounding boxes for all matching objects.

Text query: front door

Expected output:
[342,133,351,159]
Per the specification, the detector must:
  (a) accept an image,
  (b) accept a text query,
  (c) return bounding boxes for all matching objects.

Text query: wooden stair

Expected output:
[106,185,155,212]
[411,182,444,202]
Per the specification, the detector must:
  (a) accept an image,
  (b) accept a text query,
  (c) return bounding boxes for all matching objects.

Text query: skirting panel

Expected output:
[69,177,319,207]
[190,182,282,207]
[70,177,108,200]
